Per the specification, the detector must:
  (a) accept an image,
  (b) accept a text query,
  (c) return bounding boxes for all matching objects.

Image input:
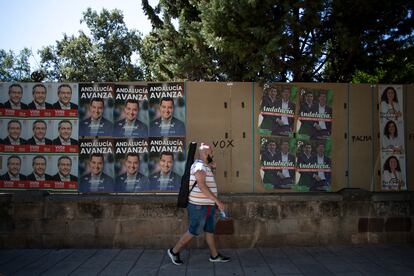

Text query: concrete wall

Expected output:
[1,190,413,248]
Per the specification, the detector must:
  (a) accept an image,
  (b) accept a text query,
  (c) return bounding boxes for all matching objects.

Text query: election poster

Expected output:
[79,83,115,137]
[26,119,54,147]
[113,84,149,138]
[148,137,186,191]
[0,82,79,192]
[294,139,332,192]
[259,136,296,190]
[0,154,78,190]
[148,82,186,137]
[0,83,78,117]
[50,119,79,153]
[0,154,31,189]
[381,154,406,191]
[78,138,115,193]
[0,118,30,153]
[114,138,149,192]
[258,84,298,137]
[378,85,406,191]
[296,88,333,141]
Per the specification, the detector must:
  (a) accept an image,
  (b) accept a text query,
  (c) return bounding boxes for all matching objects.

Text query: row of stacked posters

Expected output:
[258,84,333,192]
[0,83,79,190]
[379,85,406,191]
[0,82,186,193]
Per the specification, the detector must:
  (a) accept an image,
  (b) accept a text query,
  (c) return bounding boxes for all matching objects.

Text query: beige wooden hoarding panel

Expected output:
[253,82,272,193]
[229,82,254,192]
[348,84,373,190]
[405,84,414,191]
[186,81,232,191]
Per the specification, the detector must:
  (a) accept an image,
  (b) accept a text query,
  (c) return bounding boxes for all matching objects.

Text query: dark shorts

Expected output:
[187,203,216,236]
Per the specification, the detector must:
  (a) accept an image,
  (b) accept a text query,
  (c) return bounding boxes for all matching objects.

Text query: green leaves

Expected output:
[0,48,32,82]
[141,0,414,83]
[39,8,143,82]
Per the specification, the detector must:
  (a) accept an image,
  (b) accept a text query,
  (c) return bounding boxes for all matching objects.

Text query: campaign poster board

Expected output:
[148,137,186,191]
[113,84,149,138]
[259,136,296,190]
[78,138,115,192]
[148,82,186,137]
[79,83,115,137]
[295,139,332,192]
[0,82,79,192]
[0,154,78,191]
[378,85,406,191]
[0,83,78,117]
[258,84,297,137]
[114,138,149,192]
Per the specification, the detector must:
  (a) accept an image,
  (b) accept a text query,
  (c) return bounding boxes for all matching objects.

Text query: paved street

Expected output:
[1,245,413,275]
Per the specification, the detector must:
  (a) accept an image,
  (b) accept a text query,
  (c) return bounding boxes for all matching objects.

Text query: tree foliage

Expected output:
[0,48,32,82]
[39,8,143,82]
[141,0,414,83]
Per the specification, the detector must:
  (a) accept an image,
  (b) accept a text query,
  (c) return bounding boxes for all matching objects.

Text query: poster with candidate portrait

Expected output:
[0,83,30,117]
[50,119,79,153]
[0,82,79,192]
[148,137,186,191]
[0,118,30,153]
[148,82,186,137]
[295,139,332,192]
[258,84,298,137]
[79,138,115,193]
[114,138,149,192]
[378,85,406,191]
[0,154,31,189]
[259,136,296,190]
[0,83,79,117]
[381,154,406,191]
[47,155,78,191]
[79,83,115,137]
[296,88,333,141]
[113,84,149,138]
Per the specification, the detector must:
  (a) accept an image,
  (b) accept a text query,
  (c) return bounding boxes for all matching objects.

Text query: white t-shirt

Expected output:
[188,160,217,206]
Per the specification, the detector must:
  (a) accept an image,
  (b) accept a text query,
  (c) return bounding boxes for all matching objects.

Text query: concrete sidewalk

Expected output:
[1,245,413,275]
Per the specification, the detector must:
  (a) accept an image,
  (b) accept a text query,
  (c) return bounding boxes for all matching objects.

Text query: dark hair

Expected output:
[125,99,139,107]
[381,86,398,104]
[318,91,327,98]
[32,120,47,130]
[7,120,21,129]
[90,97,104,106]
[8,84,23,94]
[126,152,140,161]
[160,97,174,106]
[304,89,313,96]
[58,120,72,129]
[57,84,72,94]
[160,151,174,161]
[7,155,21,165]
[58,156,72,165]
[90,153,104,161]
[317,142,325,148]
[303,142,312,150]
[383,120,398,138]
[282,86,290,93]
[383,156,401,173]
[32,155,46,166]
[32,84,47,94]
